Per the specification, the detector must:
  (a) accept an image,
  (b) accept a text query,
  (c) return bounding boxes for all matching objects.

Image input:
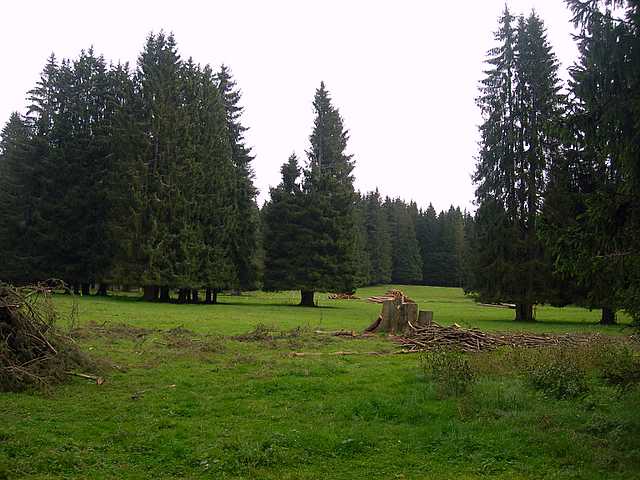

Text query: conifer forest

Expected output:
[1,2,640,478]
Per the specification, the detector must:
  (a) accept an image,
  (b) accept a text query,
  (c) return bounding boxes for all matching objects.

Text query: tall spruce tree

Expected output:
[216,65,260,291]
[297,82,358,305]
[471,8,564,321]
[0,113,33,282]
[542,1,640,322]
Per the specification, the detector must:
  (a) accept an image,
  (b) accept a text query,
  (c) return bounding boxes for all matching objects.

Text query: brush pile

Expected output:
[367,289,415,304]
[327,292,359,300]
[395,321,600,353]
[0,282,97,391]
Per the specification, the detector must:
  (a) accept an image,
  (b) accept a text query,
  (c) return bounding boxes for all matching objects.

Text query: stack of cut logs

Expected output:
[396,322,599,353]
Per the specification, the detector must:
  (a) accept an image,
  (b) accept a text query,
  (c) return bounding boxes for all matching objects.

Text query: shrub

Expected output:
[522,348,589,399]
[421,349,476,397]
[598,345,640,388]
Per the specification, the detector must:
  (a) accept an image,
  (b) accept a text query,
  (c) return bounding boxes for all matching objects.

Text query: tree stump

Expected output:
[399,302,418,332]
[418,310,433,326]
[378,299,415,333]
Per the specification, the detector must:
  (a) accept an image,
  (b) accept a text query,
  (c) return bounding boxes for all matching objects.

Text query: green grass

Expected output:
[1,286,638,479]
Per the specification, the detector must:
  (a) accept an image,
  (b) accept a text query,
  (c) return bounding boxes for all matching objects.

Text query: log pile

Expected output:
[327,293,359,300]
[395,322,599,353]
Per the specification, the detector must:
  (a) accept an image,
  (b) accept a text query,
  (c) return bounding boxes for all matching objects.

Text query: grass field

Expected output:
[1,286,639,479]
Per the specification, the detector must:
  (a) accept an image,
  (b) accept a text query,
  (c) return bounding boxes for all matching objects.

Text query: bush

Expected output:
[421,349,476,397]
[522,348,589,399]
[598,345,640,388]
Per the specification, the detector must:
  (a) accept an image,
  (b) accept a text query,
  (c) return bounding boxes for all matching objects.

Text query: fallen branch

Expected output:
[67,371,105,385]
[289,351,394,357]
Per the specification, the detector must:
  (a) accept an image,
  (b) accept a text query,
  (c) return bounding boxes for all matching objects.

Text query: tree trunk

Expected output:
[205,288,213,304]
[515,303,534,322]
[191,289,199,304]
[143,285,159,302]
[300,290,315,307]
[159,286,170,303]
[81,283,90,296]
[177,288,190,304]
[600,307,616,325]
[95,284,108,296]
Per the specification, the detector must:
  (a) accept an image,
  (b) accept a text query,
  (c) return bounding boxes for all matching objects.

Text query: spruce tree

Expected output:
[542,1,640,321]
[298,82,358,305]
[0,113,33,282]
[385,198,422,284]
[353,193,372,286]
[471,8,564,321]
[216,65,260,291]
[364,189,392,285]
[263,154,306,293]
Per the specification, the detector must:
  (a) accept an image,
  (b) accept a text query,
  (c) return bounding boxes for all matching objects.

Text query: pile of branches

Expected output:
[327,292,359,300]
[0,281,97,391]
[395,322,600,353]
[367,289,415,304]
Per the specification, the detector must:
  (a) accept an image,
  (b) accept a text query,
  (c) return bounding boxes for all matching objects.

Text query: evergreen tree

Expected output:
[297,82,358,305]
[542,1,640,322]
[263,154,306,293]
[216,65,260,291]
[0,113,33,282]
[353,193,372,286]
[416,204,440,285]
[364,189,392,284]
[471,8,564,321]
[385,198,422,284]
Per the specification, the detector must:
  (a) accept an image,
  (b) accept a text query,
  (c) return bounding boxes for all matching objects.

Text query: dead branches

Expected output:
[395,322,602,353]
[0,281,98,391]
[327,293,359,300]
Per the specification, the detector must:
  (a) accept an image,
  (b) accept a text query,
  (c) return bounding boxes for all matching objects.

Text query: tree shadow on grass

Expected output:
[66,293,342,309]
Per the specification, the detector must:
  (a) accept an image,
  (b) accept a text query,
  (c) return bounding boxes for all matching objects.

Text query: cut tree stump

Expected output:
[377,299,416,334]
[417,310,433,326]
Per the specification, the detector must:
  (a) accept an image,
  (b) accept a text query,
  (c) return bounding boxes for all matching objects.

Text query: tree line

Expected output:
[467,1,640,323]
[0,33,260,303]
[0,32,469,306]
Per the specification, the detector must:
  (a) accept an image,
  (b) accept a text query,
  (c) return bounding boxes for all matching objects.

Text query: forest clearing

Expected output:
[1,285,639,479]
[2,0,640,478]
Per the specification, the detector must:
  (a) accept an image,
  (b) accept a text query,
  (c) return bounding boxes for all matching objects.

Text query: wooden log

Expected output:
[418,310,433,326]
[381,300,397,332]
[398,302,418,333]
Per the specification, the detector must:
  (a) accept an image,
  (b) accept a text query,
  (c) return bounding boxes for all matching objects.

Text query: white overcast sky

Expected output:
[0,1,578,212]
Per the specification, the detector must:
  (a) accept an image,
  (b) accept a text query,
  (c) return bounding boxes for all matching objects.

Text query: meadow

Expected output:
[1,286,638,479]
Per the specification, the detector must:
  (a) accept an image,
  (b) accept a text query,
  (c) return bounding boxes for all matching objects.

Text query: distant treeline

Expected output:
[351,193,472,288]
